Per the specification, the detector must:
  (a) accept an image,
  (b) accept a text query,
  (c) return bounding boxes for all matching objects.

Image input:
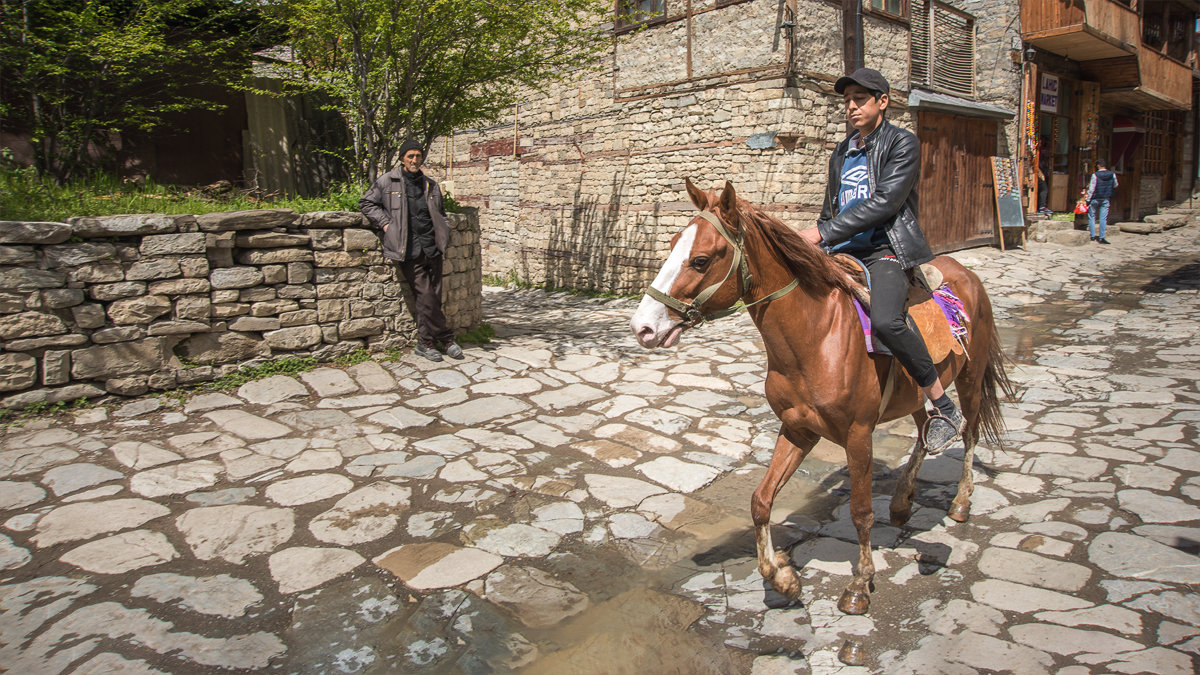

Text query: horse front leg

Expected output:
[839,424,876,615]
[890,408,930,526]
[752,431,818,600]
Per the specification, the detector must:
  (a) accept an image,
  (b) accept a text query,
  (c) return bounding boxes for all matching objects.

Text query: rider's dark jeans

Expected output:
[861,247,938,388]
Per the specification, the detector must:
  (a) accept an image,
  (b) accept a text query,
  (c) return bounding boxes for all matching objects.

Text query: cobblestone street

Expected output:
[2,216,1199,674]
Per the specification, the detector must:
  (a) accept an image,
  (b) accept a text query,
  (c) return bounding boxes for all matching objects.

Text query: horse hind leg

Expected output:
[948,379,984,523]
[752,432,818,600]
[890,408,930,527]
[839,424,876,615]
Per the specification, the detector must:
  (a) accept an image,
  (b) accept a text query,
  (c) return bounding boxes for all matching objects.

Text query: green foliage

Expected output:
[1049,212,1076,221]
[267,0,611,182]
[333,348,372,366]
[456,322,495,345]
[377,347,407,362]
[0,161,361,221]
[0,0,281,181]
[483,268,537,289]
[443,194,463,214]
[203,355,319,391]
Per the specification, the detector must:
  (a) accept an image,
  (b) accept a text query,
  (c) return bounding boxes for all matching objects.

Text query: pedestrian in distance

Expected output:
[1086,159,1118,245]
[799,67,963,453]
[359,139,464,362]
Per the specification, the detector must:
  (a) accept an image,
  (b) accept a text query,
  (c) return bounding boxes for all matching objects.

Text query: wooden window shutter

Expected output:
[910,0,976,98]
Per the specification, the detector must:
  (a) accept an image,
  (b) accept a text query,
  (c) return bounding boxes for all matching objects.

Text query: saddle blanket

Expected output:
[852,285,970,356]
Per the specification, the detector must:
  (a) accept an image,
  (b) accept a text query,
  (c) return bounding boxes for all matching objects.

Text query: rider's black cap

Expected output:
[835,68,890,96]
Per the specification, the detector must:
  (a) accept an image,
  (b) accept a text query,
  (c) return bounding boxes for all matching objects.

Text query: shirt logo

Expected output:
[840,166,870,205]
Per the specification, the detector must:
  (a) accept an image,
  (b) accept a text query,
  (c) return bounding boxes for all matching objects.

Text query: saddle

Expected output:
[832,254,966,363]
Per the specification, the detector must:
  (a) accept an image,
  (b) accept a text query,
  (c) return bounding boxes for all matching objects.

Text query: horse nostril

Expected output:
[635,325,655,341]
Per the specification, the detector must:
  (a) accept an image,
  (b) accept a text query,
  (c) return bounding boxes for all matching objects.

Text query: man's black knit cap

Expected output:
[835,68,890,96]
[399,139,424,157]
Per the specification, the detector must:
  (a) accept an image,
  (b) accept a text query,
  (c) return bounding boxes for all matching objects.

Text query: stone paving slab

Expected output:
[2,221,1200,673]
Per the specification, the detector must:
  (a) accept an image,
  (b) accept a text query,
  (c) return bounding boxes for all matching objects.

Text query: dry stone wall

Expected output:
[0,209,481,408]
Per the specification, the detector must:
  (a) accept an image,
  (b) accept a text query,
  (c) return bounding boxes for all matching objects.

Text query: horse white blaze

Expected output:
[631,224,697,348]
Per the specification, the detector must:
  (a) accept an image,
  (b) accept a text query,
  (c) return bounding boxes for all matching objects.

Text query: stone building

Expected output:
[423,0,1024,295]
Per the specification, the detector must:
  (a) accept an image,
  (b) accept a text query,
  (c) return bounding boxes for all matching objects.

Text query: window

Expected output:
[1143,112,1181,176]
[617,0,667,27]
[910,0,976,98]
[870,0,907,19]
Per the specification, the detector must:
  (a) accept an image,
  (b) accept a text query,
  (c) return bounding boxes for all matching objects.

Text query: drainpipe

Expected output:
[843,0,863,74]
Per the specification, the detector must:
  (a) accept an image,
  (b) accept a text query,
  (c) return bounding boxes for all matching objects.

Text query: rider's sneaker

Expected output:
[924,407,963,455]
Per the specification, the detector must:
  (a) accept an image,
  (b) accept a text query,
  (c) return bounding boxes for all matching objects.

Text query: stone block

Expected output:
[42,288,84,309]
[264,325,323,350]
[71,338,167,380]
[176,365,214,384]
[239,287,277,302]
[339,318,385,339]
[0,311,67,340]
[278,285,316,299]
[229,316,281,332]
[320,324,339,344]
[211,267,265,289]
[343,228,381,251]
[0,267,67,289]
[90,281,146,301]
[0,246,36,265]
[316,299,346,322]
[299,211,366,228]
[308,229,343,250]
[349,300,375,318]
[235,248,315,265]
[211,303,250,318]
[181,256,211,278]
[316,282,359,299]
[235,232,311,247]
[211,289,239,303]
[106,376,149,396]
[0,292,27,314]
[42,350,70,386]
[147,320,210,336]
[125,257,182,281]
[0,383,104,410]
[44,242,118,268]
[147,371,177,390]
[91,326,145,344]
[280,310,318,327]
[1144,213,1186,229]
[1119,221,1161,234]
[208,248,235,268]
[208,231,236,249]
[115,244,139,262]
[70,214,180,237]
[0,353,37,392]
[149,278,211,295]
[71,262,124,284]
[287,262,313,284]
[315,251,363,267]
[3,334,87,351]
[315,267,367,284]
[176,331,269,365]
[262,264,287,285]
[195,208,298,232]
[0,221,71,244]
[71,303,106,329]
[250,299,298,317]
[108,295,172,325]
[175,295,212,320]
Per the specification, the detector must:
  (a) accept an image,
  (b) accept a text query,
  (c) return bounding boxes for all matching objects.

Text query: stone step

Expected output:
[1037,229,1090,246]
[1144,213,1188,229]
[1119,221,1162,234]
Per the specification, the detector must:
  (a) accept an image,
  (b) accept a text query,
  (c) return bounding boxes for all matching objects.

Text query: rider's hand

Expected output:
[800,228,822,246]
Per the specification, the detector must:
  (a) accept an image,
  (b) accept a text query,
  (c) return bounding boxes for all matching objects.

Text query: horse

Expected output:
[629,179,1014,615]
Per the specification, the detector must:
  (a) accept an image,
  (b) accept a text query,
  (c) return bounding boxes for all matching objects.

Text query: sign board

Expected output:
[1039,74,1059,113]
[990,156,1025,250]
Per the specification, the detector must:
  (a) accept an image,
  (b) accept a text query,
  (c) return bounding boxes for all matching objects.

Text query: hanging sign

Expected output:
[1039,74,1059,113]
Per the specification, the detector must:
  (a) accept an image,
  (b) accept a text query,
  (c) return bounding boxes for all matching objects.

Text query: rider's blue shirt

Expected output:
[829,144,889,253]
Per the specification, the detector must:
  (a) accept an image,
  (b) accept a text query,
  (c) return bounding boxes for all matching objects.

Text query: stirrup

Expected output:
[922,410,962,456]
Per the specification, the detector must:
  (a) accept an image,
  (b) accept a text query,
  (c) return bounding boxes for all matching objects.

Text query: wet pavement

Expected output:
[2,216,1199,674]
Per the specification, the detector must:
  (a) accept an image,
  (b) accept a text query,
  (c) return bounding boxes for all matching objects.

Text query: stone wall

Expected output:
[0,209,481,408]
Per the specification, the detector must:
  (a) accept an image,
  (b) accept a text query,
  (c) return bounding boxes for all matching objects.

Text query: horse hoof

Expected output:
[770,566,803,601]
[890,507,911,527]
[948,503,970,522]
[838,588,870,615]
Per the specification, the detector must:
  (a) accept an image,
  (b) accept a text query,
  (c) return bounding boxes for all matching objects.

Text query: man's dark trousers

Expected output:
[400,249,453,347]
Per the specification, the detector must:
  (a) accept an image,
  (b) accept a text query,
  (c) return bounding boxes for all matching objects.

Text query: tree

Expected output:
[0,0,280,180]
[269,0,612,183]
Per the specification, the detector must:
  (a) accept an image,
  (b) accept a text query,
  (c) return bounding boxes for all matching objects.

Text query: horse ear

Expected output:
[685,178,708,210]
[718,181,738,222]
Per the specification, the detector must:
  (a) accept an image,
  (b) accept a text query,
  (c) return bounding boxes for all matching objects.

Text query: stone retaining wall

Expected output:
[0,208,482,408]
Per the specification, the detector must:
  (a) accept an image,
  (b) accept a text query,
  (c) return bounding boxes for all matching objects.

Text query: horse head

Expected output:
[630,178,749,349]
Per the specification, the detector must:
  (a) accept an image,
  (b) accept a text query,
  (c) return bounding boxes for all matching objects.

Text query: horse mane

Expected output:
[730,198,858,297]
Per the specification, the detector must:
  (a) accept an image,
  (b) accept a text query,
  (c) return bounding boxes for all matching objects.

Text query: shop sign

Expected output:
[1039,74,1059,113]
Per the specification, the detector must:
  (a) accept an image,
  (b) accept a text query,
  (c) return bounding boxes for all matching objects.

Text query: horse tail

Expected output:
[973,328,1017,449]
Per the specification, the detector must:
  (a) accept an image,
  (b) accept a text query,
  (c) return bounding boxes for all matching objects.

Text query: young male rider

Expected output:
[799,67,962,453]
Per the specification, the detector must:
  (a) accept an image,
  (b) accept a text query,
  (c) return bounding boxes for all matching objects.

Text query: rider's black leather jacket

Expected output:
[816,119,935,271]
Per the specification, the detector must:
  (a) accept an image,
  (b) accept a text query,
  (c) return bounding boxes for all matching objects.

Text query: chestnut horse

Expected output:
[630,179,1013,615]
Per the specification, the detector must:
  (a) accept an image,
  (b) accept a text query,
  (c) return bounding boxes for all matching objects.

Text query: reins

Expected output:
[646,209,798,328]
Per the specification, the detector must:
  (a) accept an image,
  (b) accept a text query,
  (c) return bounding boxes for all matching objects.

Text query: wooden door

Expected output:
[917,112,1000,252]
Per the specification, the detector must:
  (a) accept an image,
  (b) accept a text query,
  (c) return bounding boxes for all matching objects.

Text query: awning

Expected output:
[907,89,1016,120]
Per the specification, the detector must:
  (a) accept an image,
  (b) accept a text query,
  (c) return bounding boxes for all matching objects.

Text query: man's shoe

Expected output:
[413,342,443,362]
[924,408,964,455]
[1098,237,1111,245]
[443,342,464,360]
[1090,236,1097,241]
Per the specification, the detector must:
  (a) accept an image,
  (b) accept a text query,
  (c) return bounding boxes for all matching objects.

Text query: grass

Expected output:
[457,322,495,345]
[483,269,638,299]
[200,355,319,391]
[332,348,372,366]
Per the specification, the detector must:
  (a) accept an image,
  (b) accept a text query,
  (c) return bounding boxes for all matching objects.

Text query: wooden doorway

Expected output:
[916,111,1000,252]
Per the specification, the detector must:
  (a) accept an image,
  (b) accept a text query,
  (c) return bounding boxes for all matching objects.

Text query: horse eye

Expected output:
[690,257,709,271]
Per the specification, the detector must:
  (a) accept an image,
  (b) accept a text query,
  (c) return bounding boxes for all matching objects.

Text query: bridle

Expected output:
[645,209,797,328]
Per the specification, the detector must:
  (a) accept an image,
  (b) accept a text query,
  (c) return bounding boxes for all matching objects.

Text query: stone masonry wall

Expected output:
[0,209,481,408]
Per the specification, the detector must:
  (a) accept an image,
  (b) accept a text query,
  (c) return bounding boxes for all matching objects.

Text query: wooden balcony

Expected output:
[1022,0,1139,60]
[1081,47,1192,109]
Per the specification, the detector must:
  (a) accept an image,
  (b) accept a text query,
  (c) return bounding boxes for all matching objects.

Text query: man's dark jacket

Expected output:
[359,169,451,262]
[816,119,935,270]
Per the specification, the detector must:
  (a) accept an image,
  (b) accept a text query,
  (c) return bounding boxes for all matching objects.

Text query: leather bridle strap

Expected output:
[645,209,798,328]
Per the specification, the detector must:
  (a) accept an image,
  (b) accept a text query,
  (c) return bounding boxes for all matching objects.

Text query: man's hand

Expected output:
[800,228,822,246]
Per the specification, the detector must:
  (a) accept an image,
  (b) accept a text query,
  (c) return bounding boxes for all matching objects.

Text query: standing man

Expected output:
[1086,159,1117,244]
[360,139,463,362]
[800,67,961,454]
